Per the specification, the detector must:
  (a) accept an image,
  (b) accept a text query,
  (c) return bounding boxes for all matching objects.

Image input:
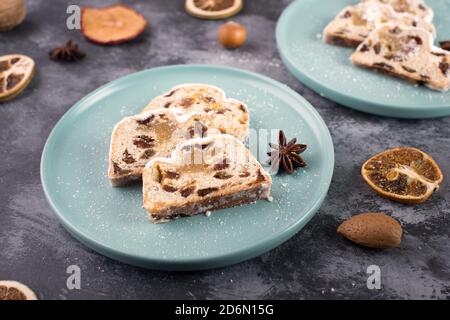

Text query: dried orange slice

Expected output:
[81,5,148,45]
[0,54,35,102]
[362,147,443,204]
[0,281,37,300]
[185,0,243,20]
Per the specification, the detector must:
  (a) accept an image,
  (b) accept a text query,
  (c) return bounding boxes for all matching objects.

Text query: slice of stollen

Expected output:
[142,134,272,223]
[141,84,249,143]
[323,2,435,48]
[108,108,221,187]
[351,24,450,91]
[362,0,434,22]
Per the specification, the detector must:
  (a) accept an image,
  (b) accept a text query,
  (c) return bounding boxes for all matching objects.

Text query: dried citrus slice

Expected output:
[81,5,148,45]
[362,147,443,204]
[0,54,35,102]
[0,281,37,300]
[185,0,243,20]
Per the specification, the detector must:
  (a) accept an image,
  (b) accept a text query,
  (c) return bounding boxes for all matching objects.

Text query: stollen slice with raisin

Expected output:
[362,147,443,204]
[185,0,243,20]
[0,54,35,102]
[142,84,249,143]
[351,24,450,91]
[143,134,272,223]
[109,109,221,187]
[323,2,435,48]
[362,0,434,22]
[0,280,37,300]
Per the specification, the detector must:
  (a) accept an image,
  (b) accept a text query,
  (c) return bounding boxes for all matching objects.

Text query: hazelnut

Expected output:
[218,22,247,49]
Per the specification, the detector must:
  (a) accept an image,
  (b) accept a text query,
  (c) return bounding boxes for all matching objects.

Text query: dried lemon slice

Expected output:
[185,0,243,20]
[362,147,443,204]
[0,54,35,102]
[81,5,148,45]
[0,281,37,300]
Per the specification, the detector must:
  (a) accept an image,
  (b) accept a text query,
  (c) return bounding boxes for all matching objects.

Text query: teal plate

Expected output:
[276,0,450,119]
[41,65,334,271]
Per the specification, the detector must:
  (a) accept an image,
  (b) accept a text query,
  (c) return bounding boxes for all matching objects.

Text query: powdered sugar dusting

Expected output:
[281,2,450,111]
[43,66,330,261]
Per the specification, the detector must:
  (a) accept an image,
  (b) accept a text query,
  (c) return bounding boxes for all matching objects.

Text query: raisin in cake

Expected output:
[141,84,249,142]
[351,24,450,91]
[108,109,221,187]
[142,134,272,223]
[323,2,435,48]
[362,0,434,22]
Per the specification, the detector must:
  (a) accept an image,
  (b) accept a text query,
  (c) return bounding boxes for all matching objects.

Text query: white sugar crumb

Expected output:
[119,105,134,116]
[267,196,273,202]
[48,57,329,261]
[205,211,212,217]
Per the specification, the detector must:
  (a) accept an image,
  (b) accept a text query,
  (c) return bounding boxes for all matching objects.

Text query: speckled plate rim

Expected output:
[276,0,450,119]
[40,64,334,271]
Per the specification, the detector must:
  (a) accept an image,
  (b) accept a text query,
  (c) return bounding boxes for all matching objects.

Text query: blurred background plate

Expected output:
[41,64,334,270]
[276,0,450,118]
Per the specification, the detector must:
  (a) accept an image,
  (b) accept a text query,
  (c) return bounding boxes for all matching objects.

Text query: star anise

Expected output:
[49,40,86,62]
[268,130,307,174]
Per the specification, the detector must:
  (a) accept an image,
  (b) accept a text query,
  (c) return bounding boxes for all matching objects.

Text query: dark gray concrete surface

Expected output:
[0,0,449,300]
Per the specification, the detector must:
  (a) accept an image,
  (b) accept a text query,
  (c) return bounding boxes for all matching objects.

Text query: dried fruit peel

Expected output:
[0,54,35,102]
[185,0,243,20]
[81,5,148,45]
[362,147,443,204]
[0,280,38,300]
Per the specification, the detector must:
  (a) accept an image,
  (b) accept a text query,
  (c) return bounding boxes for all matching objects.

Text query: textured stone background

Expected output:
[0,0,449,300]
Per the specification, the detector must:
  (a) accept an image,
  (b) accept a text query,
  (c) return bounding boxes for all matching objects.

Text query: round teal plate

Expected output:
[276,0,450,119]
[41,64,334,271]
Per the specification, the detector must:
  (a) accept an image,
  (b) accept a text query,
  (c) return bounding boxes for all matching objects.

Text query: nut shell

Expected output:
[337,212,402,249]
[0,0,26,32]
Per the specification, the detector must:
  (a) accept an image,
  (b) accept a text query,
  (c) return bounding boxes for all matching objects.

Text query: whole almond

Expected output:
[337,212,402,249]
